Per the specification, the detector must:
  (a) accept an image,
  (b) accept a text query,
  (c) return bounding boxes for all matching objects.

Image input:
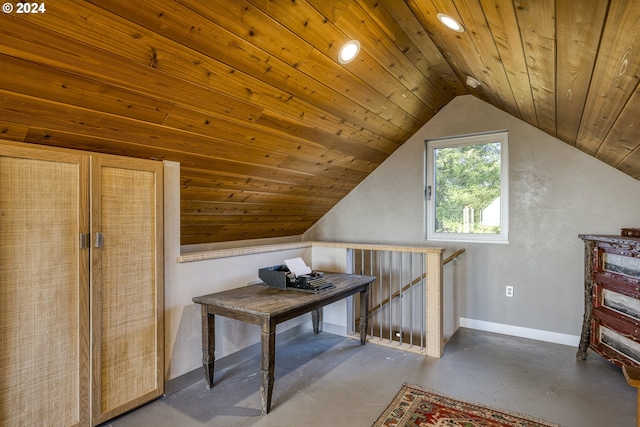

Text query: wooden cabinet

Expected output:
[0,141,163,426]
[1,145,91,426]
[577,234,640,368]
[90,155,164,424]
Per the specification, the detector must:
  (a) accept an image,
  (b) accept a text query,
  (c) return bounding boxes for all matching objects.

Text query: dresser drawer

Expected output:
[594,285,640,325]
[591,312,640,366]
[595,272,640,299]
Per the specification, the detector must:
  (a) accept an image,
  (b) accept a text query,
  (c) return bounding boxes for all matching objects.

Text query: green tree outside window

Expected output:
[434,142,501,234]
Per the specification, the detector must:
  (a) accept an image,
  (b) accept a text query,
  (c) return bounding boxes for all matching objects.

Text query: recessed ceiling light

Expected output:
[338,40,361,64]
[437,13,464,32]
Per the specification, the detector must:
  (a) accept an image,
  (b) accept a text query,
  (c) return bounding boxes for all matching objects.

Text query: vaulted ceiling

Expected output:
[1,0,639,245]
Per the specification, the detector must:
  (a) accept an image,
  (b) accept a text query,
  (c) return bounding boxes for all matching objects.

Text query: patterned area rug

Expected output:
[373,384,560,427]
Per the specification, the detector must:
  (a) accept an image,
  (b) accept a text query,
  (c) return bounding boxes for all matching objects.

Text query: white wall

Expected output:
[162,168,355,387]
[303,95,640,343]
[163,161,312,381]
[310,246,350,334]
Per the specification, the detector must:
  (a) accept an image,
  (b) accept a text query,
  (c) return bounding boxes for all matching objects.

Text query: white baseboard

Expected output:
[459,317,580,347]
[321,321,347,336]
[165,322,312,395]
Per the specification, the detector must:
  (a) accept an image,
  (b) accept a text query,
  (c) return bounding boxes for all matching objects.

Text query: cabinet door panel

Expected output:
[0,144,90,427]
[91,156,164,424]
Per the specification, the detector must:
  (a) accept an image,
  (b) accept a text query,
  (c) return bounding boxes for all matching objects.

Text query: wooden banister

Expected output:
[367,248,465,317]
[443,248,465,266]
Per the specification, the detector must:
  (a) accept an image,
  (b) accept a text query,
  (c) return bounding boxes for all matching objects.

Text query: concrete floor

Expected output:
[100,328,636,427]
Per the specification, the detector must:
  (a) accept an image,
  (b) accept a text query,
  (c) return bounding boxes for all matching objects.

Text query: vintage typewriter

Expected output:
[288,271,334,292]
[258,258,335,293]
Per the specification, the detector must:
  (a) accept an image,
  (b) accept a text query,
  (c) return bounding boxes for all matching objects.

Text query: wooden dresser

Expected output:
[577,233,640,367]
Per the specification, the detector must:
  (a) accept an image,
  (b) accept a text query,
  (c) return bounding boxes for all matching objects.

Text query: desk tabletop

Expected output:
[192,273,375,319]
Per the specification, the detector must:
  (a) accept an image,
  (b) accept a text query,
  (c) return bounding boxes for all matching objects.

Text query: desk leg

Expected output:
[200,306,215,388]
[359,285,369,345]
[312,308,322,334]
[260,321,276,415]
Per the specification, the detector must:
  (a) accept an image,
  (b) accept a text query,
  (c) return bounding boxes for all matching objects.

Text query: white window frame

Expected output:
[425,131,509,243]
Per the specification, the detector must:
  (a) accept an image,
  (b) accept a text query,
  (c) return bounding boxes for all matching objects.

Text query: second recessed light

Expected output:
[437,13,464,32]
[338,40,361,64]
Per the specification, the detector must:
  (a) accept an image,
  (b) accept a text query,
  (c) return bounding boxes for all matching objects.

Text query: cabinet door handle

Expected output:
[79,233,89,249]
[94,232,103,249]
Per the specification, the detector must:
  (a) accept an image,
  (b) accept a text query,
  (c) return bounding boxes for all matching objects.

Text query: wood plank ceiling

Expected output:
[1,0,639,245]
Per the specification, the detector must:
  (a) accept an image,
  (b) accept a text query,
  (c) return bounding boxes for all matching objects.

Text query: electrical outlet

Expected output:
[506,286,514,298]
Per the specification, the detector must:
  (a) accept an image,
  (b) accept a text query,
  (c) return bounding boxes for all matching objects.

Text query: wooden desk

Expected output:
[192,273,375,415]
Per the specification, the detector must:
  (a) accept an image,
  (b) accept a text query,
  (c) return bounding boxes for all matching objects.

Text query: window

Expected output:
[425,131,508,243]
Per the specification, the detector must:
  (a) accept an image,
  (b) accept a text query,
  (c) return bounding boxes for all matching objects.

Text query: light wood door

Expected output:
[90,155,164,425]
[0,143,91,427]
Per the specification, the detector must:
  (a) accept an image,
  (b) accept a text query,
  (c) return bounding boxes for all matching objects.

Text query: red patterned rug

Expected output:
[373,384,560,427]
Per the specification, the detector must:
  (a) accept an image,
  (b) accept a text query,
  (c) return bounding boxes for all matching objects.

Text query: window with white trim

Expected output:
[425,131,509,243]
